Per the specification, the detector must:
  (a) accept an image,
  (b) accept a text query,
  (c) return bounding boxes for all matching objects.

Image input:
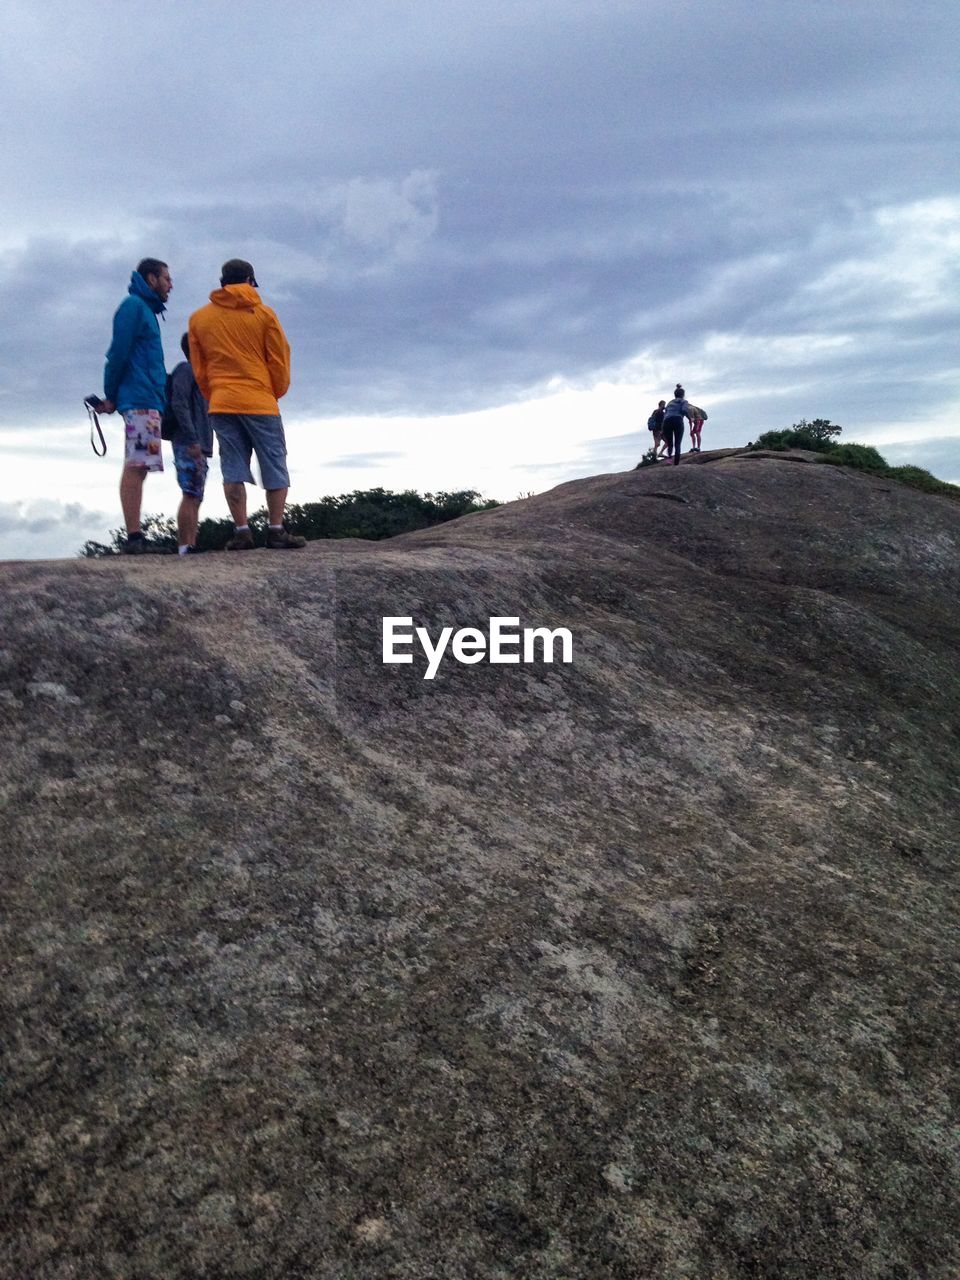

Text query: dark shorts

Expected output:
[172,441,210,499]
[212,413,290,490]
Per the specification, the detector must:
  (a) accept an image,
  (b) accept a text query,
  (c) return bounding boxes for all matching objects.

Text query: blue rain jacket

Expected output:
[662,397,691,421]
[103,272,167,412]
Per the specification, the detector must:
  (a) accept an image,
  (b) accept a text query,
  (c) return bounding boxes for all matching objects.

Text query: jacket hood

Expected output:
[128,271,166,314]
[209,284,262,311]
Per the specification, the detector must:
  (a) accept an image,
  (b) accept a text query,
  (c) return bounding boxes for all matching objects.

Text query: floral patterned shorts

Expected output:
[123,409,164,472]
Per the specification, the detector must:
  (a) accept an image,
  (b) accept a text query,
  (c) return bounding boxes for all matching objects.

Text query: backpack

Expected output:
[160,371,176,440]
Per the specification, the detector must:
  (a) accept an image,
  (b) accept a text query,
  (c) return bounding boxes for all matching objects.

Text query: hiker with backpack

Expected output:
[661,384,693,465]
[99,259,172,554]
[163,334,213,556]
[647,400,667,459]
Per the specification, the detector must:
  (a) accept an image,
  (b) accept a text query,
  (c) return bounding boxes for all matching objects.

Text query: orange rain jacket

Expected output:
[188,284,291,415]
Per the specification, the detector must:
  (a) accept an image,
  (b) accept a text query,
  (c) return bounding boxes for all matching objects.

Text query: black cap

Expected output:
[220,258,258,287]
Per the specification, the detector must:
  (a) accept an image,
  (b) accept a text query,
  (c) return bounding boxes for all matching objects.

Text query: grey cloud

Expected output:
[0,500,105,536]
[539,433,644,477]
[326,452,407,469]
[0,1,957,439]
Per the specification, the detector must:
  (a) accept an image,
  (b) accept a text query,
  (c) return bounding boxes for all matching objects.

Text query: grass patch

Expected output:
[818,443,888,473]
[883,465,960,498]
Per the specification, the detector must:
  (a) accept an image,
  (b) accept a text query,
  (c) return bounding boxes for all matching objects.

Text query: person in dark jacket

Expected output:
[101,259,172,553]
[661,385,692,465]
[169,333,213,556]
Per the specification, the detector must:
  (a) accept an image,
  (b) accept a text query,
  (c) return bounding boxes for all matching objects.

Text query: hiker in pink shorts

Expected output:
[688,405,708,453]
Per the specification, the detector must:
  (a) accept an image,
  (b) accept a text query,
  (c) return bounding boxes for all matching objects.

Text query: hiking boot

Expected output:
[121,536,147,555]
[266,527,306,550]
[226,529,256,551]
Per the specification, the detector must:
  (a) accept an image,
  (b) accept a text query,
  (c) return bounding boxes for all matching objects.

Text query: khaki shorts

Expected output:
[123,409,164,471]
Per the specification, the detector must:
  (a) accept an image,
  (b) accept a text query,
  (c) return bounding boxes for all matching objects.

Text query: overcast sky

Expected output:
[1,0,957,559]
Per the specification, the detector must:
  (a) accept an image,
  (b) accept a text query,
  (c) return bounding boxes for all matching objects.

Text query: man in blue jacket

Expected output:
[101,259,172,553]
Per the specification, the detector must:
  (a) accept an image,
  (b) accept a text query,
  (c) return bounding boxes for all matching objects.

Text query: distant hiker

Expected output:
[100,258,172,554]
[647,400,667,458]
[167,333,213,556]
[688,405,708,454]
[662,386,692,465]
[188,259,305,551]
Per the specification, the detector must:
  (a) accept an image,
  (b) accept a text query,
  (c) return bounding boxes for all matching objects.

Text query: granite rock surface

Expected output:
[1,454,958,1278]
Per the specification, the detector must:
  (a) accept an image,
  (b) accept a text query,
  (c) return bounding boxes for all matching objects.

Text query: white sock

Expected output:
[235,524,249,532]
[269,524,283,531]
[178,545,190,555]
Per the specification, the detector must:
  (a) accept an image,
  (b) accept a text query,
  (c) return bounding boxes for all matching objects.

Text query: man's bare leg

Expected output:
[120,467,147,534]
[223,481,248,528]
[177,494,201,547]
[266,487,288,526]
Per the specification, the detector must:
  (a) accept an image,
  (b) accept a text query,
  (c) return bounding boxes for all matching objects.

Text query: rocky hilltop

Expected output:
[2,452,958,1279]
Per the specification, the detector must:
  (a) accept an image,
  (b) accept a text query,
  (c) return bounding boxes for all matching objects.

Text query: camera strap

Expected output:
[85,401,107,456]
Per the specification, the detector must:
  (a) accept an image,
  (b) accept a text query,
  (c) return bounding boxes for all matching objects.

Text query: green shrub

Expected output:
[79,487,501,557]
[80,512,177,558]
[798,418,843,444]
[751,418,843,454]
[819,443,887,472]
[747,417,959,501]
[752,426,837,453]
[750,429,793,452]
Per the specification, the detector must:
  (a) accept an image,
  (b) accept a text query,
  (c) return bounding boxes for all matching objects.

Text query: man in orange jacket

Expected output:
[188,259,305,550]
